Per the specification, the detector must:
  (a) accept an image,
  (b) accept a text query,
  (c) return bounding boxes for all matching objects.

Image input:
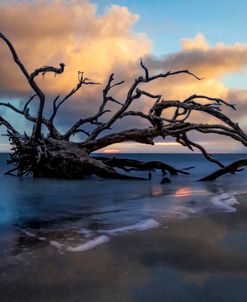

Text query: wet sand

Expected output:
[1,194,247,302]
[1,153,247,301]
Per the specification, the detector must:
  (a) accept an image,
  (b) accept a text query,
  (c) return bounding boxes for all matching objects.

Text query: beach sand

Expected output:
[1,194,247,302]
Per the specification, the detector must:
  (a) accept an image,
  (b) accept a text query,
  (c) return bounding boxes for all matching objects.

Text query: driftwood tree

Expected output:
[0,32,247,181]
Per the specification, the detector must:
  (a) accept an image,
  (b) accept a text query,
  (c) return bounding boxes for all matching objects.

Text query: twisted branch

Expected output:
[0,32,246,181]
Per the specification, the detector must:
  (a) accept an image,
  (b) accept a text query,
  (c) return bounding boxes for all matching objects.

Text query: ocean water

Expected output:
[1,153,247,301]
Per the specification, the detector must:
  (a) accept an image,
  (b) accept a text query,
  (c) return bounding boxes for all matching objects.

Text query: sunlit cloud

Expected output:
[181,33,210,51]
[0,1,247,152]
[0,0,151,95]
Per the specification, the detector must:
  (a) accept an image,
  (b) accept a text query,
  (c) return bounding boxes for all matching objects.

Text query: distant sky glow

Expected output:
[0,0,247,153]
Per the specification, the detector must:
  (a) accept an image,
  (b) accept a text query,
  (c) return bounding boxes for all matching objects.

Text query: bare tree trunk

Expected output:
[0,32,247,181]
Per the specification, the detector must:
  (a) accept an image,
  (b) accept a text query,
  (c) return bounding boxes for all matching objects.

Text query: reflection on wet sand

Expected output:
[1,196,247,301]
[175,187,192,197]
[1,154,247,301]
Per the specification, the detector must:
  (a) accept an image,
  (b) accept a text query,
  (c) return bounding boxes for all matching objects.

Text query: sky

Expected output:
[0,0,247,153]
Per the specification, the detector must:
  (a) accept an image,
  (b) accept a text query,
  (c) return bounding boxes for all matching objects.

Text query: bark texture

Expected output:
[0,32,246,181]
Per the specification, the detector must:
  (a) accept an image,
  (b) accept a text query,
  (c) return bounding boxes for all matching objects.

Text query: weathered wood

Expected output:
[199,159,247,181]
[160,177,171,184]
[0,32,247,181]
[95,156,189,175]
[6,136,149,179]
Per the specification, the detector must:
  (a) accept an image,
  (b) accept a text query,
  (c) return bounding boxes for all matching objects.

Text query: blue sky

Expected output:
[93,0,247,92]
[94,0,247,56]
[0,0,247,153]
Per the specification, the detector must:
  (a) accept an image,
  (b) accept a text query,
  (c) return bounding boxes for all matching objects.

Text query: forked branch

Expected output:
[0,32,246,181]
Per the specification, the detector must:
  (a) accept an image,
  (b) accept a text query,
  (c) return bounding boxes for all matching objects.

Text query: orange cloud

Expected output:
[181,33,210,51]
[0,2,247,152]
[148,33,247,80]
[0,0,151,95]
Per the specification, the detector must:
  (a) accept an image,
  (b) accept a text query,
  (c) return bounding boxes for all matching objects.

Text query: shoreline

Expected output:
[1,196,247,301]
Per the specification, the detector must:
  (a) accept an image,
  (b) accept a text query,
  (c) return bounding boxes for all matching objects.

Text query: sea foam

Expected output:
[210,193,239,212]
[50,240,64,249]
[49,219,159,253]
[66,235,109,252]
[98,218,159,235]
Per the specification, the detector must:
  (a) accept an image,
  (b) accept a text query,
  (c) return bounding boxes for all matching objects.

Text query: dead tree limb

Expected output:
[199,159,247,181]
[0,32,247,180]
[95,156,189,175]
[0,32,62,139]
[49,73,100,124]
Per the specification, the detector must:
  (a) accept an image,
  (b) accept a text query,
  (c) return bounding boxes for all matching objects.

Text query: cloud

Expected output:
[0,1,247,152]
[142,33,247,149]
[147,34,247,80]
[181,32,210,51]
[0,0,151,138]
[0,0,151,96]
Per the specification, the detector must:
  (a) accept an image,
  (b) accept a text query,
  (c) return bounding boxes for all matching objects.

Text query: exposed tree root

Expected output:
[5,134,247,182]
[5,136,149,180]
[0,32,247,182]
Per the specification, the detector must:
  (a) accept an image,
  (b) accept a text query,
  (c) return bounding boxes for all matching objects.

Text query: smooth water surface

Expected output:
[1,153,247,301]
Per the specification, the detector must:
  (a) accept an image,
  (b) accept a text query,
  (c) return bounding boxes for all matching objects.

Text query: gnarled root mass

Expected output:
[6,135,184,180]
[1,32,247,182]
[6,134,92,178]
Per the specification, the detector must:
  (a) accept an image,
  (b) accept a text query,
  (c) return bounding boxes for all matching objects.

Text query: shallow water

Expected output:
[1,153,247,301]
